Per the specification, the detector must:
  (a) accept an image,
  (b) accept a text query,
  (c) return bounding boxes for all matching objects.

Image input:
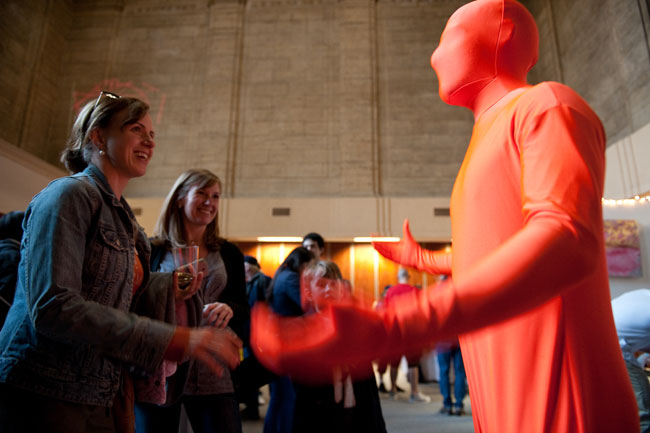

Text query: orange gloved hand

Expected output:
[249,286,451,385]
[250,302,392,384]
[372,219,452,275]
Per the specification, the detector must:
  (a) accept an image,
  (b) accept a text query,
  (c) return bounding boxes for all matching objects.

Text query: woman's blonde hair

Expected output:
[60,95,149,174]
[152,169,223,251]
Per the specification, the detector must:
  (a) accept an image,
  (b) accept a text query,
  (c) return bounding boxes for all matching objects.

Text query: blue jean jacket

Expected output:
[0,165,175,406]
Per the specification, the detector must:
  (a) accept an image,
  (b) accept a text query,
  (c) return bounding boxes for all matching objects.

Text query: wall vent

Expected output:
[434,207,450,217]
[272,207,291,216]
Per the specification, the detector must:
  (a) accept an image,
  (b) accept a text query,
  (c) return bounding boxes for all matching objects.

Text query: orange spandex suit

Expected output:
[251,1,638,432]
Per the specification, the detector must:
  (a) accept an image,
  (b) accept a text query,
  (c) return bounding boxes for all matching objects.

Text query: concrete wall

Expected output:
[0,138,67,213]
[524,0,650,144]
[0,0,72,163]
[605,122,650,199]
[126,194,452,240]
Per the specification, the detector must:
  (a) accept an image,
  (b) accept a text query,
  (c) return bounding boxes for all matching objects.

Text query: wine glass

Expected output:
[172,246,199,290]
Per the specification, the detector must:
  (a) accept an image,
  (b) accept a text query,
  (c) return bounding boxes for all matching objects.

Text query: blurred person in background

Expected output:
[245,255,271,307]
[0,211,24,329]
[239,255,272,420]
[382,268,430,403]
[612,289,650,432]
[302,233,324,261]
[292,260,386,433]
[264,247,314,433]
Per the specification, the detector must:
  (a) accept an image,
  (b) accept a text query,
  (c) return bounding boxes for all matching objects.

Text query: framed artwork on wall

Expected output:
[604,219,642,277]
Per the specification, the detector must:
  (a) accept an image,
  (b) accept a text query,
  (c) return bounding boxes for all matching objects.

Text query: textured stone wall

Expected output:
[0,0,72,162]
[235,0,378,197]
[376,0,472,196]
[524,0,650,144]
[1,0,649,200]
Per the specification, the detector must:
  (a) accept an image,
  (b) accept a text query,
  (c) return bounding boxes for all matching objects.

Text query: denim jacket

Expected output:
[0,165,175,406]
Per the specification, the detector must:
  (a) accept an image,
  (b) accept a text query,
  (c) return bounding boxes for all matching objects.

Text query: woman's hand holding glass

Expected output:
[173,269,204,301]
[202,302,234,328]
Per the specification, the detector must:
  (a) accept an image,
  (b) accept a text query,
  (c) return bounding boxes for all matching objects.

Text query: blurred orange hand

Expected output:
[250,302,391,384]
[187,327,242,376]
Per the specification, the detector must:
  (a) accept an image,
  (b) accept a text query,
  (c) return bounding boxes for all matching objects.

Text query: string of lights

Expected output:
[601,195,650,206]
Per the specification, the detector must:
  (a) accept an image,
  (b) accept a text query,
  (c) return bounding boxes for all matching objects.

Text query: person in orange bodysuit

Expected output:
[372,1,639,431]
[251,1,639,431]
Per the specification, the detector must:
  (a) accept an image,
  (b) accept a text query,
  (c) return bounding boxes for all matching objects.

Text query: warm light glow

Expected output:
[353,237,401,243]
[257,236,303,242]
[601,196,650,206]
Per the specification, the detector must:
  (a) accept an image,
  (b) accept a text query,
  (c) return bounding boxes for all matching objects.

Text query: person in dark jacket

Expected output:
[264,247,314,433]
[240,255,272,419]
[0,211,24,329]
[135,169,249,433]
[245,255,271,307]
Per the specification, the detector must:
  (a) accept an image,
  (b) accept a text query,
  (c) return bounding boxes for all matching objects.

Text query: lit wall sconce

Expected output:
[353,237,401,243]
[256,236,304,242]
